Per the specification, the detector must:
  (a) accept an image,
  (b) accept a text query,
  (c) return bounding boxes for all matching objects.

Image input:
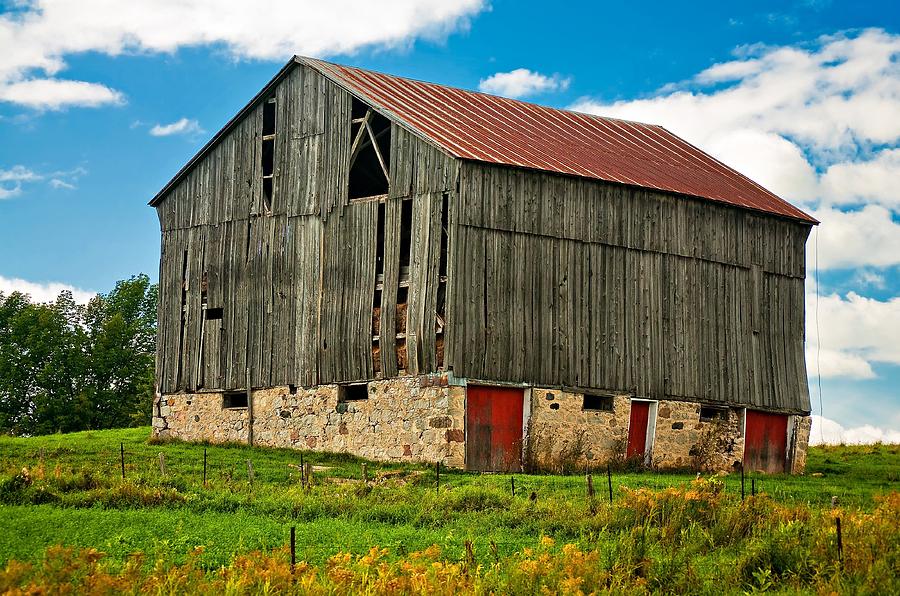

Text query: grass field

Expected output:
[0,428,897,594]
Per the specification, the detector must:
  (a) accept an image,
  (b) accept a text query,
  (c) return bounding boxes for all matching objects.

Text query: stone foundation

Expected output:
[651,401,744,471]
[526,388,631,471]
[789,414,812,474]
[152,374,465,467]
[153,375,809,474]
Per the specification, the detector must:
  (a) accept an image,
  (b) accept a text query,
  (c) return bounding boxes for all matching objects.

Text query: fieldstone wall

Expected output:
[651,401,744,471]
[526,388,632,471]
[525,390,751,473]
[790,415,812,474]
[152,374,465,467]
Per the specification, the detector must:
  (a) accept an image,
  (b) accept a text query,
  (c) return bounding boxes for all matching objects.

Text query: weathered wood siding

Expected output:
[155,61,810,414]
[445,163,811,413]
[155,64,457,394]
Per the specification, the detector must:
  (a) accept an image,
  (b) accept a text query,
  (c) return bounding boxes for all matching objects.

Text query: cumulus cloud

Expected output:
[0,78,124,110]
[0,0,486,109]
[150,117,204,137]
[0,275,96,304]
[478,68,570,98]
[809,415,900,445]
[572,28,900,270]
[806,290,900,379]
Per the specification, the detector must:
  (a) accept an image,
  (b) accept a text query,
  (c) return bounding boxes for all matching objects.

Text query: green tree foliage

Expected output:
[0,275,157,435]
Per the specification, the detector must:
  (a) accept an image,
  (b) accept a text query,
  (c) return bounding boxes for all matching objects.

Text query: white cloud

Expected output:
[806,289,900,379]
[0,78,123,110]
[819,149,900,209]
[852,270,886,290]
[0,0,486,109]
[809,415,900,445]
[0,164,85,197]
[150,117,204,137]
[806,206,900,270]
[0,165,39,199]
[478,68,570,98]
[0,275,95,304]
[0,165,40,183]
[49,178,75,189]
[571,29,900,270]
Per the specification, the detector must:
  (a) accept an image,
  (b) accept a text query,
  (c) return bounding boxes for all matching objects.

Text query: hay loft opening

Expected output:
[348,97,391,200]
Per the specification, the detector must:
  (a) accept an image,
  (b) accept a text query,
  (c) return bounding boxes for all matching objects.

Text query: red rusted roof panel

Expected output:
[304,58,817,224]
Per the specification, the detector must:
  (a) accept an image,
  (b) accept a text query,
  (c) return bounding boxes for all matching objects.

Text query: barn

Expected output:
[150,56,816,474]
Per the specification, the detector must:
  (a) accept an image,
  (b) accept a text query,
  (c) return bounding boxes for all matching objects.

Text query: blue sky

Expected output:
[1,0,898,442]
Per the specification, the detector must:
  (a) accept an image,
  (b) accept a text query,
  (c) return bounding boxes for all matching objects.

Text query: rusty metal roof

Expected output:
[302,57,817,224]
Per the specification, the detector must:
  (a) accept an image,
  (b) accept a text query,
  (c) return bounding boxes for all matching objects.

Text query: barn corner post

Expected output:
[147,56,814,474]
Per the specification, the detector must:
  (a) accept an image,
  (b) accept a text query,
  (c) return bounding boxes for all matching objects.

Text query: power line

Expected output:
[815,226,824,444]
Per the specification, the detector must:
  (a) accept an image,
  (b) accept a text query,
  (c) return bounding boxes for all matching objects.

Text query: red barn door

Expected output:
[626,401,651,460]
[466,385,524,472]
[744,410,788,473]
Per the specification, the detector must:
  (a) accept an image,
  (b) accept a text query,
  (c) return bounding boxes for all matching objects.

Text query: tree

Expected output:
[0,274,157,435]
[82,275,157,429]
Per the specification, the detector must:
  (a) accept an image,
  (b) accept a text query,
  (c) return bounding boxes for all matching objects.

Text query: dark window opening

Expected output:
[583,393,614,412]
[263,99,276,136]
[338,383,369,402]
[223,391,248,409]
[288,384,297,395]
[348,104,391,200]
[262,138,275,177]
[399,198,413,271]
[260,99,275,213]
[700,405,729,422]
[375,201,386,276]
[351,97,368,120]
[438,192,449,277]
[206,307,223,320]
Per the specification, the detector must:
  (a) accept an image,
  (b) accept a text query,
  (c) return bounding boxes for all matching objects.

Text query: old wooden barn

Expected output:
[150,57,817,474]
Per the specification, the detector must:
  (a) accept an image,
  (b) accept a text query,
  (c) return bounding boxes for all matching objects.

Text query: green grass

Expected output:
[0,427,897,572]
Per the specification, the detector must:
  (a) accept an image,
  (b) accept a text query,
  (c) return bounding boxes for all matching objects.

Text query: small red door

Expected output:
[626,401,651,460]
[744,410,788,473]
[466,385,524,472]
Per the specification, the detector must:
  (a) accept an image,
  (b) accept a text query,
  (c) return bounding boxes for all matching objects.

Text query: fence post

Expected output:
[607,464,613,503]
[511,475,515,497]
[247,459,254,490]
[290,526,296,571]
[751,477,756,496]
[835,517,843,568]
[158,453,166,477]
[586,474,594,499]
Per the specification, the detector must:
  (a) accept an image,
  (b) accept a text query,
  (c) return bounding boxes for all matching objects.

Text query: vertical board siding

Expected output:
[155,63,456,394]
[445,163,811,413]
[154,63,809,414]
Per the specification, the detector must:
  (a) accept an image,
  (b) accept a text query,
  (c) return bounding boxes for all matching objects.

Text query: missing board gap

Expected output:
[338,383,369,402]
[583,393,614,412]
[205,307,224,321]
[222,391,248,409]
[399,198,413,269]
[263,98,276,136]
[699,405,729,422]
